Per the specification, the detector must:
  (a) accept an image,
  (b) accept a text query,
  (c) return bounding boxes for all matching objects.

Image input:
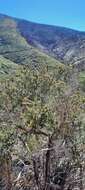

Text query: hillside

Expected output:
[0,13,63,71]
[0,13,85,190]
[18,19,85,68]
[17,19,85,69]
[0,56,19,75]
[0,13,85,70]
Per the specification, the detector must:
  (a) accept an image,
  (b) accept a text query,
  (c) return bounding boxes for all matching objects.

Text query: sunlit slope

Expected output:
[0,16,64,71]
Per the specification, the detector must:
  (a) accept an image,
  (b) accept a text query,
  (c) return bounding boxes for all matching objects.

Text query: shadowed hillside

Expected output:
[0,13,85,70]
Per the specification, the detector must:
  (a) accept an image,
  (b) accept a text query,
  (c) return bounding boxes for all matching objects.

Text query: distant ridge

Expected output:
[0,12,85,33]
[0,13,85,69]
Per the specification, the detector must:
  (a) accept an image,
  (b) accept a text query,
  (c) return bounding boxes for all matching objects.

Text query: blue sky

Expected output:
[0,0,85,31]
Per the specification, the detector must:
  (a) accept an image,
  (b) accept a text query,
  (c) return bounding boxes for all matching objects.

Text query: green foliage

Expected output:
[0,65,84,154]
[79,71,85,91]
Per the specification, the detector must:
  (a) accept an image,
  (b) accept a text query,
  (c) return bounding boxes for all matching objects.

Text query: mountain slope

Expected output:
[0,14,63,71]
[0,13,85,69]
[0,14,85,190]
[0,55,20,76]
[17,17,85,68]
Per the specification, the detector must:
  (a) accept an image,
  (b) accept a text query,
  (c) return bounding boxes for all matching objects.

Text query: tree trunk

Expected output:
[0,153,12,190]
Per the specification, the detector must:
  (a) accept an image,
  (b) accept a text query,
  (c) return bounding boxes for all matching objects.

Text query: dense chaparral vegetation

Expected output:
[0,13,85,190]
